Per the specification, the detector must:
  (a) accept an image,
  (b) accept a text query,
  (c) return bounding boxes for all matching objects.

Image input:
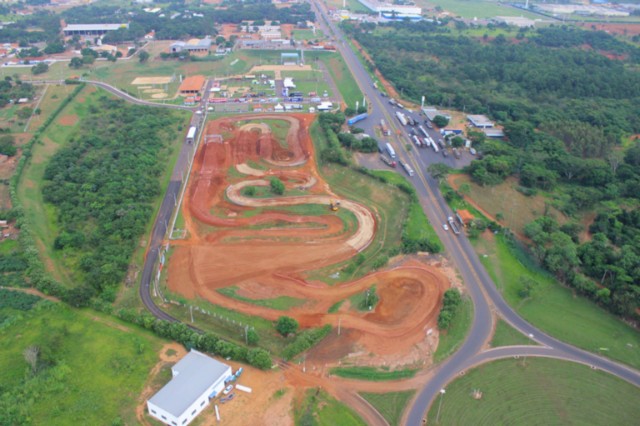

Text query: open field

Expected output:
[360,391,415,426]
[326,0,372,13]
[426,358,640,425]
[423,0,542,19]
[0,301,165,425]
[162,114,449,368]
[447,174,568,237]
[295,389,366,426]
[475,232,640,369]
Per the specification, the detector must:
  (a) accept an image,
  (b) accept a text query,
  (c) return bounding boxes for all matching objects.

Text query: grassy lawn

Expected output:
[16,85,96,287]
[348,285,378,311]
[295,388,367,426]
[434,296,473,363]
[475,232,640,369]
[324,53,363,107]
[292,28,325,41]
[490,319,535,347]
[447,174,567,237]
[217,286,306,311]
[326,0,372,13]
[360,391,415,426]
[330,366,418,381]
[426,358,640,425]
[0,301,165,425]
[426,0,541,19]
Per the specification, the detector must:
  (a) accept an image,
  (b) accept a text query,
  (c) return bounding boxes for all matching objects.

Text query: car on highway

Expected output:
[443,224,449,231]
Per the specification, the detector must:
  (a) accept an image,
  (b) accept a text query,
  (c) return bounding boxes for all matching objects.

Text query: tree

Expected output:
[246,328,259,346]
[275,316,298,336]
[246,348,272,369]
[138,50,150,63]
[0,135,16,157]
[31,62,49,75]
[16,107,32,120]
[451,136,464,148]
[270,177,285,195]
[69,57,83,69]
[428,163,450,181]
[432,115,449,128]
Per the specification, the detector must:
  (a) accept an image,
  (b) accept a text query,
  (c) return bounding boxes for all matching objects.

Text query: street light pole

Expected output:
[435,388,446,423]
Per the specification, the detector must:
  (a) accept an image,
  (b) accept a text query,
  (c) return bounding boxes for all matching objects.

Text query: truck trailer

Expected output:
[385,142,396,159]
[380,154,397,168]
[380,119,391,136]
[186,126,197,144]
[395,111,408,126]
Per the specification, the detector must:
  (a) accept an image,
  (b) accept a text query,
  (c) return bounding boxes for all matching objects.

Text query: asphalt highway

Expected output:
[309,2,640,424]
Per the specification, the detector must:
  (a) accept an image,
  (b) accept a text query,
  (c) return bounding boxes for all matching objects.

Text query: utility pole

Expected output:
[338,317,341,336]
[190,305,194,323]
[435,388,446,423]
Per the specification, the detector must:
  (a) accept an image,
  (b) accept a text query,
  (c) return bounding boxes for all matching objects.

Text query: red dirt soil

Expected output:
[166,114,448,362]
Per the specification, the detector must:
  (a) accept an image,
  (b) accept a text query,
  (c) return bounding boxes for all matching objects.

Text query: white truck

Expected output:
[401,161,415,177]
[395,111,408,126]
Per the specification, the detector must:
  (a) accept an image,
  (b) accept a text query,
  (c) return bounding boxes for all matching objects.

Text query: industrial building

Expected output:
[147,350,232,426]
[467,114,494,129]
[357,0,422,19]
[170,37,212,54]
[62,23,129,36]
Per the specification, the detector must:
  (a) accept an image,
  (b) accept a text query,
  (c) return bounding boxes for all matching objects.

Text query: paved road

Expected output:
[309,2,640,424]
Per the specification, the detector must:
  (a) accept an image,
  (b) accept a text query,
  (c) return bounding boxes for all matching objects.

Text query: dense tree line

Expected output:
[346,21,640,319]
[41,96,181,297]
[0,11,60,44]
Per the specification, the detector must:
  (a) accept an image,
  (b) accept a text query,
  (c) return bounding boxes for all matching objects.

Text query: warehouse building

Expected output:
[147,350,232,426]
[170,37,212,54]
[422,107,451,122]
[179,75,206,95]
[63,23,129,36]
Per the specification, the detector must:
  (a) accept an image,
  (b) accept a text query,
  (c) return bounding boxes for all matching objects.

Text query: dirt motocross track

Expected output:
[167,114,449,360]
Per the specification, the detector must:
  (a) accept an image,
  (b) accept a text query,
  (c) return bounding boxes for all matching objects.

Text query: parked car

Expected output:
[223,385,234,395]
[443,224,449,231]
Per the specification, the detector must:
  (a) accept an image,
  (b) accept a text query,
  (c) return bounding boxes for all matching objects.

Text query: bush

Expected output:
[275,316,298,336]
[438,288,462,330]
[270,177,285,195]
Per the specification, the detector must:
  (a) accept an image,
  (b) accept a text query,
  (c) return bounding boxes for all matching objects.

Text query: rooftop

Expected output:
[467,114,494,127]
[63,23,128,31]
[179,75,206,93]
[148,350,231,418]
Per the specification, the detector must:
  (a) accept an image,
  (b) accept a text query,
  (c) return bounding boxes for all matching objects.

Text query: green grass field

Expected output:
[217,286,306,311]
[0,302,165,425]
[475,233,640,369]
[295,388,366,426]
[427,0,541,19]
[434,296,473,363]
[330,366,418,381]
[490,319,535,347]
[360,391,415,426]
[323,53,363,107]
[426,358,640,425]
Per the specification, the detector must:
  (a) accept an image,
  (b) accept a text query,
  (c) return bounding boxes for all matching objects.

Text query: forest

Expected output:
[345,21,640,319]
[41,96,181,301]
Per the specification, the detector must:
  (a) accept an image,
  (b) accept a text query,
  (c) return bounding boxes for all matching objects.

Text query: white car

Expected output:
[443,224,449,231]
[223,385,234,395]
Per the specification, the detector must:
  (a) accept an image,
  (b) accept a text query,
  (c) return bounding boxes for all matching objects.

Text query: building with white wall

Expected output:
[147,350,232,426]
